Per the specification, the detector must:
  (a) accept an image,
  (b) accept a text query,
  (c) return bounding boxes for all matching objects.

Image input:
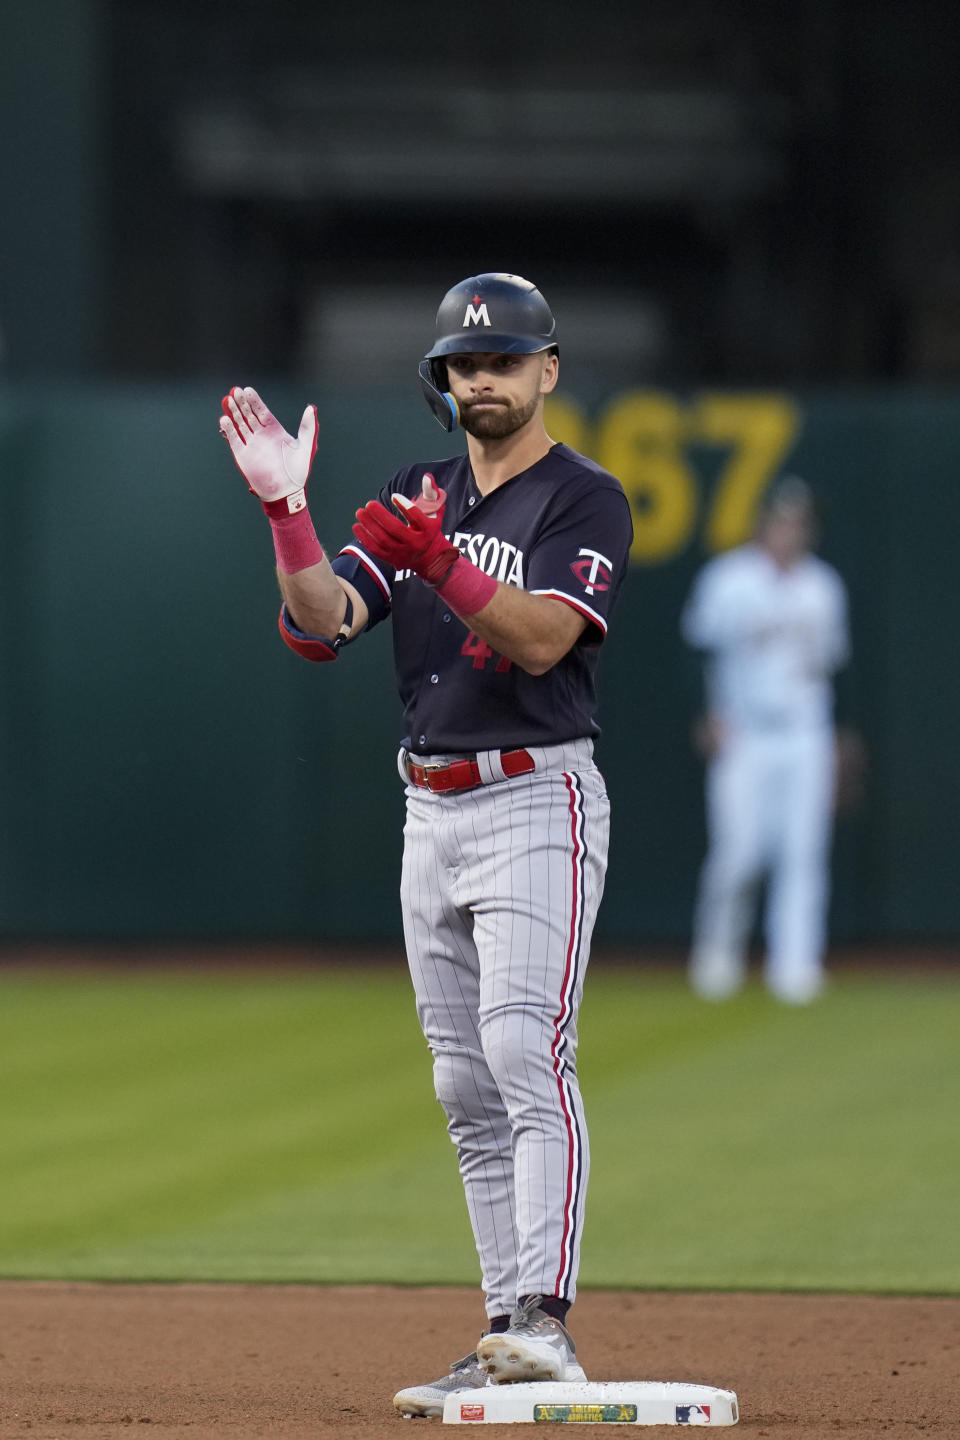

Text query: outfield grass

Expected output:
[0,960,957,1293]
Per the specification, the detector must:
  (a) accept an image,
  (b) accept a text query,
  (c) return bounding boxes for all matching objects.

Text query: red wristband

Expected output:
[433,555,498,617]
[262,498,324,574]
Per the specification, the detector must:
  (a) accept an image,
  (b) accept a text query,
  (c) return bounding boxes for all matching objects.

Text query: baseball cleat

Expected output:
[766,968,826,1005]
[393,1350,492,1418]
[689,948,746,1001]
[475,1297,586,1385]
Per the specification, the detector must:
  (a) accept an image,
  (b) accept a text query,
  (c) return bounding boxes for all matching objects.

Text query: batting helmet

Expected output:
[418,273,558,431]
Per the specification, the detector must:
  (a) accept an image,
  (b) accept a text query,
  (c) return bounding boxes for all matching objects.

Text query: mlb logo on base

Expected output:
[677,1403,712,1424]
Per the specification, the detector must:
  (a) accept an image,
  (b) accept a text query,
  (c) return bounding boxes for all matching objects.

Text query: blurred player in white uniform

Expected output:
[681,478,850,1004]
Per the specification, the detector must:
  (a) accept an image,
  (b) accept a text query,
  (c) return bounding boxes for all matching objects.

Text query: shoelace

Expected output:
[509,1294,548,1332]
[508,1295,577,1354]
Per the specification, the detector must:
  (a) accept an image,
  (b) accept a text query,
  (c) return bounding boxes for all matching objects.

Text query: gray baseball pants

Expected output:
[398,738,610,1320]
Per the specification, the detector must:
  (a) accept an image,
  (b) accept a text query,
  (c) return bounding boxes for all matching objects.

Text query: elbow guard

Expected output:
[278,596,352,663]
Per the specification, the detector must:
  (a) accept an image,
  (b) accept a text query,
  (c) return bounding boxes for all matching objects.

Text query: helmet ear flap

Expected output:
[418,358,460,431]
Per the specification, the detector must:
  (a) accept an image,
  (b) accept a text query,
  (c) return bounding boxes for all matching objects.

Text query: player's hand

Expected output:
[834,725,867,817]
[220,385,318,513]
[353,486,458,585]
[691,714,727,759]
[411,472,447,521]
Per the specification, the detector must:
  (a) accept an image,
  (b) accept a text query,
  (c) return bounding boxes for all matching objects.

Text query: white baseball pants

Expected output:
[690,725,836,1003]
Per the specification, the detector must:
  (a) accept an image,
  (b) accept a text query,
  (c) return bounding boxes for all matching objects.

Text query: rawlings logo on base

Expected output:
[459,1402,486,1421]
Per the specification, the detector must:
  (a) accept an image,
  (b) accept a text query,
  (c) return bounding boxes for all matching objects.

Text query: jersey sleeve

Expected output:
[525,480,633,643]
[681,556,752,650]
[329,472,406,631]
[331,548,392,629]
[680,564,722,650]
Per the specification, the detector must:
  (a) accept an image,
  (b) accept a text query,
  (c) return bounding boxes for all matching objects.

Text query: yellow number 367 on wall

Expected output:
[544,391,800,565]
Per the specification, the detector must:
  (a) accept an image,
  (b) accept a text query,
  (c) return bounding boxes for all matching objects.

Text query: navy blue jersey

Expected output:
[289,444,632,755]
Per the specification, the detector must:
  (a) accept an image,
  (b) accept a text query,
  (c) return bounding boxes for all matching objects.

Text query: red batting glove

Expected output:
[219,385,318,515]
[353,492,459,584]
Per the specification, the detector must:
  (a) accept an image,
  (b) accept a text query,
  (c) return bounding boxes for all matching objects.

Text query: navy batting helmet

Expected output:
[419,273,558,431]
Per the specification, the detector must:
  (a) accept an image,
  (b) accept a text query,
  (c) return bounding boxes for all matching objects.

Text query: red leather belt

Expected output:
[406,748,536,794]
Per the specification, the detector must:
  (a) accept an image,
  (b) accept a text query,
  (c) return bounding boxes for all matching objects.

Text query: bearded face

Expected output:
[458,389,543,440]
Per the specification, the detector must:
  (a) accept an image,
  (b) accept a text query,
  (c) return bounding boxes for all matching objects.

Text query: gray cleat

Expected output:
[475,1296,587,1385]
[393,1350,492,1418]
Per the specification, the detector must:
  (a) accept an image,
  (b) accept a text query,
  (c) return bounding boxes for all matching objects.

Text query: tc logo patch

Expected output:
[676,1403,711,1424]
[570,547,613,595]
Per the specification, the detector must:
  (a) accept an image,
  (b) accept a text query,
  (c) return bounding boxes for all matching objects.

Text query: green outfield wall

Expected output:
[0,381,957,946]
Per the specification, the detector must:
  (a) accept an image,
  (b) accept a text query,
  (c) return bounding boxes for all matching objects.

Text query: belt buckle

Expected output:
[416,758,451,792]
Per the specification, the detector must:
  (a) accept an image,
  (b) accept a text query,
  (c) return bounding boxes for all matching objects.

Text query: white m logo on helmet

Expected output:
[462,302,491,328]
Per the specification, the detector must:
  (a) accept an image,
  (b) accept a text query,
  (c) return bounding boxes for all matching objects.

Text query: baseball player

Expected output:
[219,274,633,1417]
[681,477,850,1004]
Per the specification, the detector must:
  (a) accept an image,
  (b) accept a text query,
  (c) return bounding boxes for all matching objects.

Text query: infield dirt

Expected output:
[0,1281,955,1438]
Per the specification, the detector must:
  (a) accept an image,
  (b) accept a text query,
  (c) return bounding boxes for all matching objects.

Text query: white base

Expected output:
[442,1380,738,1425]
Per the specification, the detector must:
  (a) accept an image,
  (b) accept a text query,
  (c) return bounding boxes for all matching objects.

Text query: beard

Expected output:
[460,391,541,440]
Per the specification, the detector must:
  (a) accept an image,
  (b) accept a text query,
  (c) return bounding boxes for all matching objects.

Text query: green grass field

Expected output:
[1,960,957,1294]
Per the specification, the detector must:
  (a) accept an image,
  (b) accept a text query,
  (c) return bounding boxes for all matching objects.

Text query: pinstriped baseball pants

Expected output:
[399,738,610,1320]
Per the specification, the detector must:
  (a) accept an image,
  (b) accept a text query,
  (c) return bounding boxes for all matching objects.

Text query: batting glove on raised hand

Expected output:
[220,385,318,513]
[353,479,457,585]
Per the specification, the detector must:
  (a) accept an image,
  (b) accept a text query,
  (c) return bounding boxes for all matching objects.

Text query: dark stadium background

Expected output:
[1,0,957,952]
